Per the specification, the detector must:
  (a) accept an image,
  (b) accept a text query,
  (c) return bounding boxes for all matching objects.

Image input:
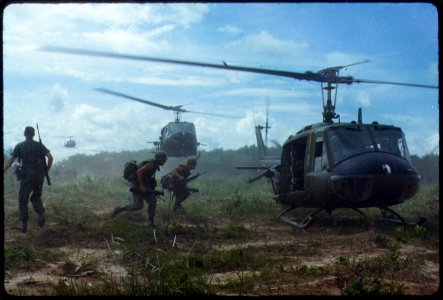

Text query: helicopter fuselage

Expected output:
[160,121,197,157]
[272,122,421,210]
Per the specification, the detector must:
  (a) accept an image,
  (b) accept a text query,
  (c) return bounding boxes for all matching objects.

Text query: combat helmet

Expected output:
[187,158,197,167]
[154,150,167,161]
[24,126,35,137]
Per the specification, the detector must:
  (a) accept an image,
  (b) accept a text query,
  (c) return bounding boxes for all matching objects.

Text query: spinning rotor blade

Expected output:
[95,88,185,112]
[184,110,241,119]
[96,88,240,118]
[42,46,438,89]
[348,78,438,89]
[41,46,319,82]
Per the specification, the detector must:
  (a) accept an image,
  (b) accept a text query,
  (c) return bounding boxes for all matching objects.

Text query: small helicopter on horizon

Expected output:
[95,88,238,158]
[41,46,438,228]
[64,136,76,148]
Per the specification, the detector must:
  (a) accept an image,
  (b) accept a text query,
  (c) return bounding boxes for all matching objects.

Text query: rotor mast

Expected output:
[322,82,340,123]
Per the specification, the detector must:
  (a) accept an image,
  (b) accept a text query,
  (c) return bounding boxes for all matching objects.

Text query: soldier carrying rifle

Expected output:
[3,126,53,233]
[163,158,203,211]
[112,150,167,228]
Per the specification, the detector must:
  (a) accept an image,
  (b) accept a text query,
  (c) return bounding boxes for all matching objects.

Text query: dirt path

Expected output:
[3,218,440,296]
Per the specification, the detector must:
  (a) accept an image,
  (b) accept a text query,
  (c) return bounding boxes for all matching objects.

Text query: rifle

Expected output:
[129,187,164,199]
[186,171,207,183]
[36,124,51,186]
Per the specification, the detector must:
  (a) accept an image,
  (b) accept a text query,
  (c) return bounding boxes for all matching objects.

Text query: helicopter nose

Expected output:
[331,152,420,204]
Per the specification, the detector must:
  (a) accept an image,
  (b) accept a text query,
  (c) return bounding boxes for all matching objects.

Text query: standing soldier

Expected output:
[3,126,53,233]
[112,150,167,228]
[170,158,197,211]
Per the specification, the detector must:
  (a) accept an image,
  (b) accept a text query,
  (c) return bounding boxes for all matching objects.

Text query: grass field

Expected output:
[3,173,440,296]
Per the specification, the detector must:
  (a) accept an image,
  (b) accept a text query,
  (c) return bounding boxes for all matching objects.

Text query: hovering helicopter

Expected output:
[95,87,237,157]
[41,46,438,228]
[64,136,76,148]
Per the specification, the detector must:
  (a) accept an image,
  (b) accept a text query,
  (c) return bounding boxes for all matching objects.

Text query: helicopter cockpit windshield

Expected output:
[327,126,410,165]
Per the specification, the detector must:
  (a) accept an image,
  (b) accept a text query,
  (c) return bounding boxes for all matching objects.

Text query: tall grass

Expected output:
[3,171,439,296]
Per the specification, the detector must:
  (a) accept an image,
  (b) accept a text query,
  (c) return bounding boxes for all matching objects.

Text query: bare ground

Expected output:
[3,209,440,296]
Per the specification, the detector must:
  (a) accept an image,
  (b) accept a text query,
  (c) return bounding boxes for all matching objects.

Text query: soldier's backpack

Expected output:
[123,160,139,182]
[160,172,171,190]
[123,160,157,183]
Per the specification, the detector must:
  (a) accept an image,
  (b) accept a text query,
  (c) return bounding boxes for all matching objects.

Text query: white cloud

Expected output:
[218,25,242,35]
[166,3,209,27]
[211,87,312,99]
[226,31,309,57]
[48,84,68,112]
[82,29,171,53]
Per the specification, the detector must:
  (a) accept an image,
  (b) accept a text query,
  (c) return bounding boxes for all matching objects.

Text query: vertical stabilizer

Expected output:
[255,125,268,160]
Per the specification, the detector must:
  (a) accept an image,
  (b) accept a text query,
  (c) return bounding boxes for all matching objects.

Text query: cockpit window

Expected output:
[327,126,410,165]
[370,127,410,161]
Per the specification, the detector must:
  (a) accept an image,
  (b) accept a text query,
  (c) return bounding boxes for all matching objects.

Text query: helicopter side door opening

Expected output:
[276,135,308,198]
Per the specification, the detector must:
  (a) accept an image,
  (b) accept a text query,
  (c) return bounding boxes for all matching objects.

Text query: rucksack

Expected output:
[160,172,172,189]
[123,160,139,182]
[123,159,156,182]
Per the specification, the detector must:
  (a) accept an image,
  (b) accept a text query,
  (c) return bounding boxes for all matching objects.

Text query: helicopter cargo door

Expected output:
[305,135,331,204]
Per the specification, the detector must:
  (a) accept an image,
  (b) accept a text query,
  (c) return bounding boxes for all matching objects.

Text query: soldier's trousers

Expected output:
[124,192,157,220]
[172,182,190,204]
[18,174,45,221]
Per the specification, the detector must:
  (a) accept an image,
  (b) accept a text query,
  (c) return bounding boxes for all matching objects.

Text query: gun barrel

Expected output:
[236,166,269,170]
[36,123,51,186]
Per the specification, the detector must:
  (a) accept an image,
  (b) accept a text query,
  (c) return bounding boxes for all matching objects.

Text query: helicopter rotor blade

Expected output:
[41,46,315,81]
[348,78,438,89]
[184,110,241,119]
[270,139,282,149]
[95,88,186,112]
[41,46,438,89]
[317,60,371,74]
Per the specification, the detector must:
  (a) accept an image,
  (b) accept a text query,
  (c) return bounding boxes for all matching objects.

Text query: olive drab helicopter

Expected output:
[64,136,76,148]
[94,87,238,157]
[41,46,438,228]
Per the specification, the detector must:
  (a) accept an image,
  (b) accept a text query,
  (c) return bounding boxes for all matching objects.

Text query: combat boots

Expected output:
[111,206,125,218]
[148,216,157,229]
[16,220,27,233]
[38,213,45,228]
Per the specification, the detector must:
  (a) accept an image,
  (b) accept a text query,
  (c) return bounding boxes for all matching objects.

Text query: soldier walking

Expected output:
[112,150,167,228]
[3,126,53,233]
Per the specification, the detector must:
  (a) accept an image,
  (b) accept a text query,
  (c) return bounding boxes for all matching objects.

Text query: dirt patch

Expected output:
[3,217,440,296]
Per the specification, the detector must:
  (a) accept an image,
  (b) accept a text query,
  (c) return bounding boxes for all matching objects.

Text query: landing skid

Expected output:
[279,207,323,229]
[375,207,427,227]
[278,205,427,229]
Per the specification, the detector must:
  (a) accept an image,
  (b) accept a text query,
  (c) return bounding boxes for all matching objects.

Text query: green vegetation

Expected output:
[3,148,439,296]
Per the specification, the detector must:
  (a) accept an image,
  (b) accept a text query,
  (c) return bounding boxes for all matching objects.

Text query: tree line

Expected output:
[44,146,439,185]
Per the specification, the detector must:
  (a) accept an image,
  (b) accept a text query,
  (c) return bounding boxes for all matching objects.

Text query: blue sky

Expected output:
[2,2,439,162]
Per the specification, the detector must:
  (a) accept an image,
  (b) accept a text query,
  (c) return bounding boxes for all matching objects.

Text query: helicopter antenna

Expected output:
[265,98,271,148]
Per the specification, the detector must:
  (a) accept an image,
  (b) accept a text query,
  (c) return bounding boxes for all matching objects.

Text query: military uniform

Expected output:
[12,139,49,229]
[115,160,159,218]
[112,151,167,227]
[170,164,193,210]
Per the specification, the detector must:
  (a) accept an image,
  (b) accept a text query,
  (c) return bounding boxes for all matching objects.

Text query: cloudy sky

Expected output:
[2,2,439,162]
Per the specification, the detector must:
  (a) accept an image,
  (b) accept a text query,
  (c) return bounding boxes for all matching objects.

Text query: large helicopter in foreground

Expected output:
[95,88,238,157]
[41,46,438,228]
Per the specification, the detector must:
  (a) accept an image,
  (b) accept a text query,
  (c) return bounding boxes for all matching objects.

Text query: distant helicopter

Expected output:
[64,136,76,148]
[95,88,238,157]
[41,46,437,228]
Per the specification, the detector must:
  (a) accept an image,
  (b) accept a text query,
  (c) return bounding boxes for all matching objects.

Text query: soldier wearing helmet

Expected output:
[3,126,53,233]
[112,150,167,228]
[170,158,198,211]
